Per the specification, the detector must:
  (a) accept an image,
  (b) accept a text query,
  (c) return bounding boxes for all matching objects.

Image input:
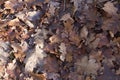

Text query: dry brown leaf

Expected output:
[60,13,74,22]
[63,19,74,33]
[4,0,24,13]
[8,18,20,26]
[103,2,118,16]
[44,56,59,72]
[102,18,120,34]
[14,51,25,62]
[65,53,73,62]
[88,37,100,49]
[69,31,81,46]
[29,72,46,80]
[98,34,109,48]
[76,56,100,75]
[49,35,61,44]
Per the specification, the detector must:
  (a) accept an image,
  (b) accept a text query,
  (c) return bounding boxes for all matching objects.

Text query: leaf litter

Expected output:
[0,0,120,80]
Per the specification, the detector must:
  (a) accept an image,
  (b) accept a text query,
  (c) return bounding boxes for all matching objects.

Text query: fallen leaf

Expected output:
[60,13,74,22]
[59,43,67,61]
[49,35,61,44]
[102,18,120,34]
[27,11,41,21]
[47,72,60,80]
[70,0,82,12]
[0,41,10,65]
[63,19,73,33]
[76,56,100,75]
[65,52,73,62]
[44,55,59,72]
[4,0,24,13]
[48,1,60,16]
[80,26,88,39]
[102,2,118,16]
[24,44,47,72]
[8,18,20,26]
[29,72,46,80]
[69,31,81,46]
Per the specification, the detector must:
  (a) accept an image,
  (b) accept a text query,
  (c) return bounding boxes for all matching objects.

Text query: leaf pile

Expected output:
[0,0,120,80]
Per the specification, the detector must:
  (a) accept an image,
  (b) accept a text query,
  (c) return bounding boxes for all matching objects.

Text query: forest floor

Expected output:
[0,0,120,80]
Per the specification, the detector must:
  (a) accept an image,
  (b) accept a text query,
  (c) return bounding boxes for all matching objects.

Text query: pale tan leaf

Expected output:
[59,43,67,61]
[103,2,118,15]
[60,13,74,22]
